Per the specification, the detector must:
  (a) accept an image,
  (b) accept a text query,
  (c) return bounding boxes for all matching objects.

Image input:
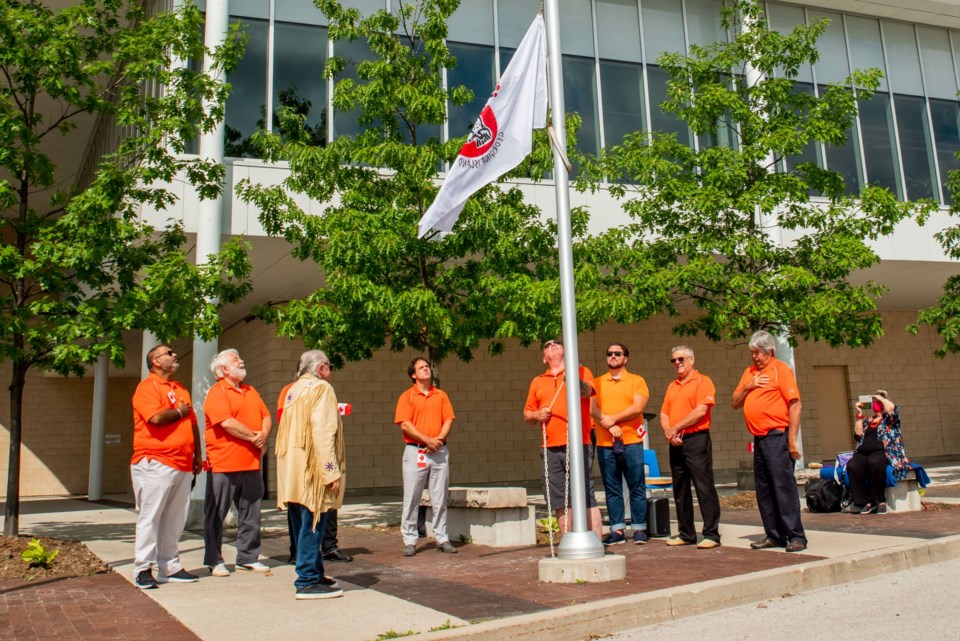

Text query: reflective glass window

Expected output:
[685,0,726,48]
[447,42,496,139]
[596,0,642,63]
[600,60,645,147]
[858,93,900,196]
[784,83,822,176]
[642,0,686,61]
[809,11,849,85]
[820,85,861,195]
[448,0,494,45]
[918,27,958,100]
[276,0,328,25]
[273,22,328,145]
[930,98,960,205]
[767,2,812,83]
[884,22,924,96]
[225,17,268,157]
[894,94,938,200]
[647,65,691,147]
[331,38,374,139]
[564,54,600,158]
[498,0,541,49]
[846,16,887,91]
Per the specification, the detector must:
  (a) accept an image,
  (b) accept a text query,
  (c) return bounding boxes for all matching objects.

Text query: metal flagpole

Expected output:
[543,0,603,561]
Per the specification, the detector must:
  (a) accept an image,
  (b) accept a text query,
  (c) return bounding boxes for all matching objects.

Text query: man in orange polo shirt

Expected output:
[660,345,721,549]
[394,357,457,557]
[131,344,202,589]
[590,342,650,545]
[732,330,807,553]
[523,339,602,538]
[202,348,271,576]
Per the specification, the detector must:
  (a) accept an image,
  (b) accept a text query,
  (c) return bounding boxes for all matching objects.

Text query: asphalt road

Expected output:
[601,556,960,640]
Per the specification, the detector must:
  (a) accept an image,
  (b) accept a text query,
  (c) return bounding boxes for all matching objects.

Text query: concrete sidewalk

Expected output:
[10,462,960,641]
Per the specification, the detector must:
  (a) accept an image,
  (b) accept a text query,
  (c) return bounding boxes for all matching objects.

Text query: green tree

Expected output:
[911,169,960,357]
[593,0,934,347]
[238,0,628,369]
[0,0,251,536]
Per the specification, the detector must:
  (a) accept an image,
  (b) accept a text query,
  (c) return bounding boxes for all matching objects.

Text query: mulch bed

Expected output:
[0,536,109,583]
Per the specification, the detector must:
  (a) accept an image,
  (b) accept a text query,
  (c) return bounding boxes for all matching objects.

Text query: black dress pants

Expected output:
[847,449,887,506]
[754,431,806,544]
[669,430,722,543]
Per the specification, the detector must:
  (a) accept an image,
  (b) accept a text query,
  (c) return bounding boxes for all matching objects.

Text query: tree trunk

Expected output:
[4,358,27,537]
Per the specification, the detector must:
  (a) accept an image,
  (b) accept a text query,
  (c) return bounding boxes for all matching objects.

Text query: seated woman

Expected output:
[842,390,910,515]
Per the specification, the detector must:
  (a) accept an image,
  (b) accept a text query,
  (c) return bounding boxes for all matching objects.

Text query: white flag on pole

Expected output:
[417,14,547,238]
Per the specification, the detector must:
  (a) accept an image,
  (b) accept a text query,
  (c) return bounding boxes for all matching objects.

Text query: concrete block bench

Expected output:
[885,470,922,512]
[421,487,536,547]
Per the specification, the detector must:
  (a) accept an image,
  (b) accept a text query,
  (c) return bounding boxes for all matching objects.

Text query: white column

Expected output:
[87,355,109,501]
[188,0,231,522]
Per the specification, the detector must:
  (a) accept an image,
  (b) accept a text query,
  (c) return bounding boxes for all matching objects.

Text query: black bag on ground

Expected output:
[646,496,671,536]
[805,478,843,513]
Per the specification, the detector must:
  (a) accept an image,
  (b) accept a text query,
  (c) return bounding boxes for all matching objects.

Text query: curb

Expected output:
[420,534,960,641]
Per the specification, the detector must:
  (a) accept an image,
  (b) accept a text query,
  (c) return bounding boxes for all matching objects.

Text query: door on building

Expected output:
[812,366,855,462]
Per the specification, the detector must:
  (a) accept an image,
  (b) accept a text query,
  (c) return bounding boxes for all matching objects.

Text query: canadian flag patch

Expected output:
[417,448,427,469]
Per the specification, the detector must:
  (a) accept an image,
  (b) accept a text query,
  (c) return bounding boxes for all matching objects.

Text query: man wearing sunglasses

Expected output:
[130,345,203,589]
[590,342,650,546]
[524,339,602,539]
[660,346,722,549]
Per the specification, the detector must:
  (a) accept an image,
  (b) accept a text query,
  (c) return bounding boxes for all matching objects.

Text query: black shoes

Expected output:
[295,583,344,600]
[135,570,159,590]
[785,539,807,553]
[157,569,199,583]
[750,538,784,550]
[323,549,353,562]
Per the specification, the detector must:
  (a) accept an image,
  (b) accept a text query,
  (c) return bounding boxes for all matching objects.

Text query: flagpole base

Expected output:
[539,553,626,583]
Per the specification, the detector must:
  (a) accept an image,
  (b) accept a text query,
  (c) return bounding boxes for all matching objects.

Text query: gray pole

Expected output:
[87,354,108,501]
[188,0,230,524]
[543,0,603,561]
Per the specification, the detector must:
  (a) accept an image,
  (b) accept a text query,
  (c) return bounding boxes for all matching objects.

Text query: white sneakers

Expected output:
[236,561,271,573]
[209,562,230,577]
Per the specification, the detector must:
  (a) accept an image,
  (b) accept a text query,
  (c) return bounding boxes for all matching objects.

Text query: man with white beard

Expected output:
[202,348,272,576]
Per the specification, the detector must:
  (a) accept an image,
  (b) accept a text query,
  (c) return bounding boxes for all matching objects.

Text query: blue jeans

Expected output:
[597,442,647,532]
[288,503,330,589]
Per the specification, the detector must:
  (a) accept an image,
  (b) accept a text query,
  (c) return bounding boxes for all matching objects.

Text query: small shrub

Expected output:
[21,539,59,568]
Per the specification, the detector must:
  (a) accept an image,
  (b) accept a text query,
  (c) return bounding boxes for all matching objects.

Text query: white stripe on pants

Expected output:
[401,445,450,546]
[131,458,192,576]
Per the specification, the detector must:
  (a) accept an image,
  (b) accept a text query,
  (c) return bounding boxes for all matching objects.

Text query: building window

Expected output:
[929,98,960,205]
[895,94,938,201]
[273,22,328,145]
[225,17,268,157]
[858,93,901,196]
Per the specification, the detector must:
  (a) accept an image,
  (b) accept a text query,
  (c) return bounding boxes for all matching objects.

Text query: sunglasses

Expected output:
[669,356,688,364]
[542,340,560,349]
[606,351,624,357]
[157,349,175,358]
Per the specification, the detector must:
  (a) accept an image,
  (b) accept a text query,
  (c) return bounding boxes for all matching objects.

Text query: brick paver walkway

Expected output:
[0,573,199,641]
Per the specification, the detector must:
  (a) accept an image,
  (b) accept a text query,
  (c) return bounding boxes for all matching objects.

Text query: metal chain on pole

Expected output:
[540,379,565,558]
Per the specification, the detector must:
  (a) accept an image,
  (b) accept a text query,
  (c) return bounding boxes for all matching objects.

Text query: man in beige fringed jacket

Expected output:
[275,349,346,600]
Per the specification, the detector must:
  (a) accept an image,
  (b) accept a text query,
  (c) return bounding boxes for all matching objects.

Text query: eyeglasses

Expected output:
[669,356,688,364]
[606,351,624,357]
[542,340,560,349]
[319,362,331,369]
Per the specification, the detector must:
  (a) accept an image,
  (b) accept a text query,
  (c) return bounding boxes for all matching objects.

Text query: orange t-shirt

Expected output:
[593,370,649,447]
[525,366,595,448]
[131,373,196,472]
[735,358,800,436]
[203,379,270,472]
[276,382,295,422]
[394,385,455,444]
[660,370,716,435]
